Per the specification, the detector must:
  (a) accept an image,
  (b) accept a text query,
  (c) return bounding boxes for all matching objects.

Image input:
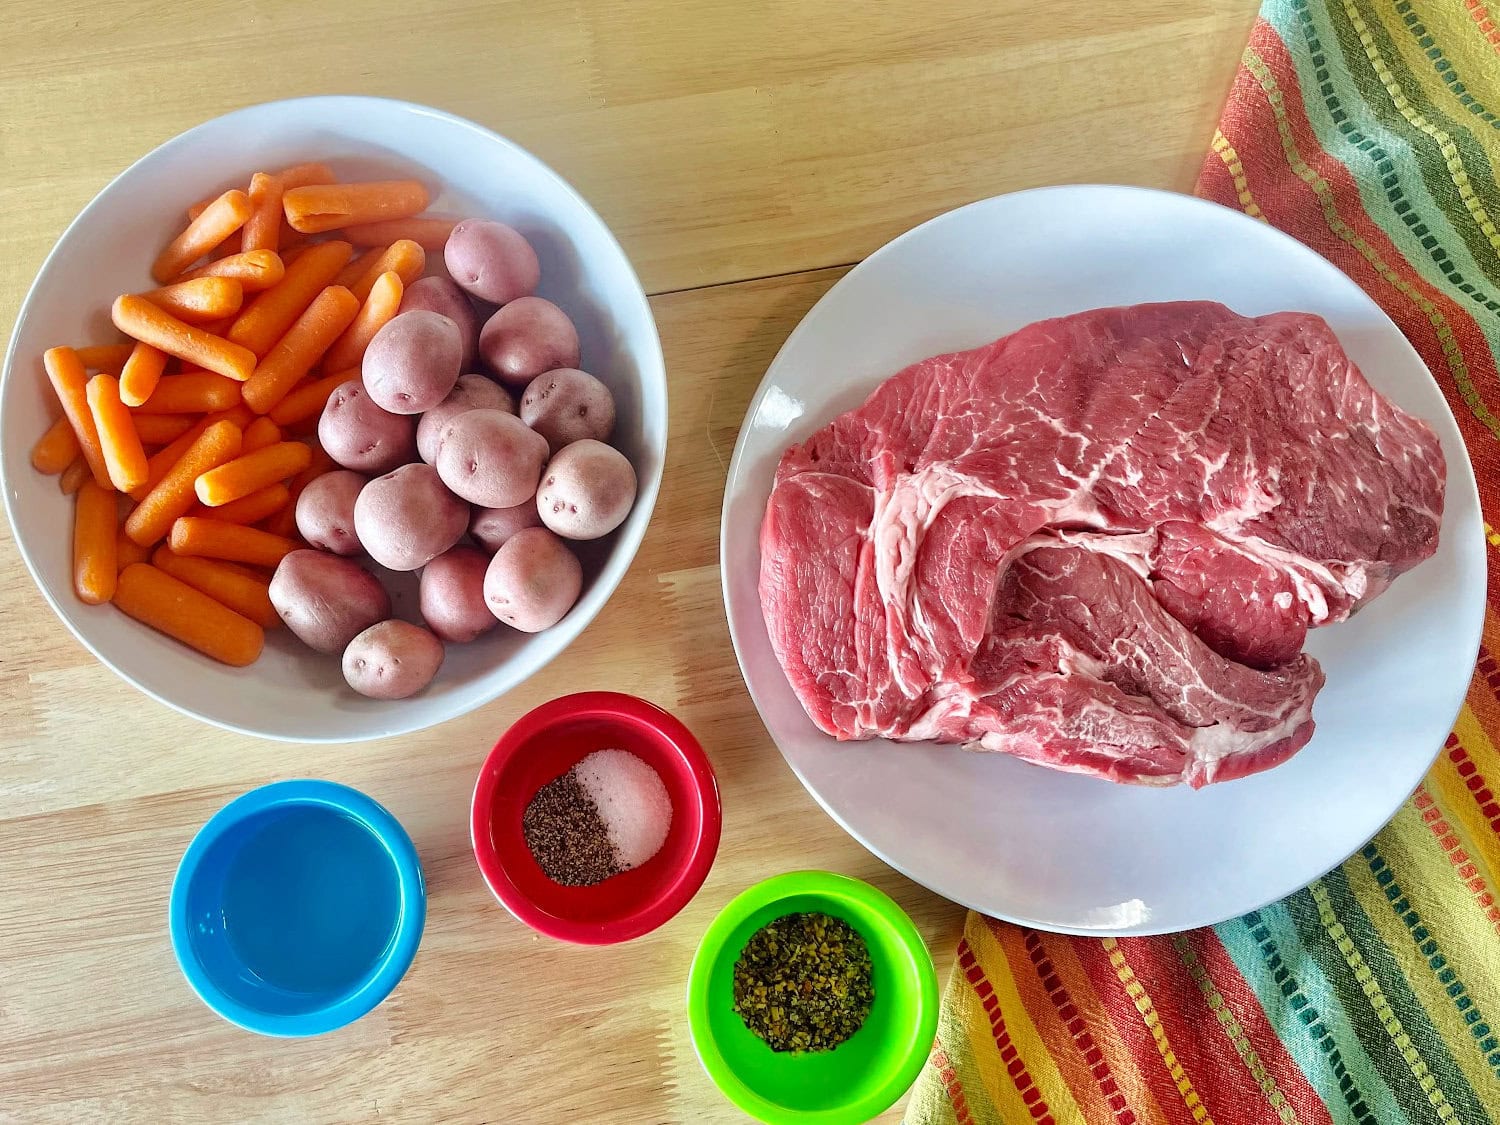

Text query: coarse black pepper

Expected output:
[731,911,875,1052]
[522,771,620,886]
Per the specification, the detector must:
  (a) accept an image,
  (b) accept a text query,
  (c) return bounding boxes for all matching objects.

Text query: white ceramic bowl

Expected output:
[1,97,666,742]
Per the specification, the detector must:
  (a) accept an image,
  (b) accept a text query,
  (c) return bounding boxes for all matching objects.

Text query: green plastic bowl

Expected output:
[686,871,940,1124]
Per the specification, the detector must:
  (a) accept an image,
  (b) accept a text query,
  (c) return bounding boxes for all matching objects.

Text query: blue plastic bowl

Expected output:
[169,780,426,1037]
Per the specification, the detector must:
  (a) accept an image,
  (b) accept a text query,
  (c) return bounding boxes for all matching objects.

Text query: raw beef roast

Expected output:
[758,302,1445,786]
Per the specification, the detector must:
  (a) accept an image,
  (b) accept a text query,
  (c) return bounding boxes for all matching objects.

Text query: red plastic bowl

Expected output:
[470,691,722,944]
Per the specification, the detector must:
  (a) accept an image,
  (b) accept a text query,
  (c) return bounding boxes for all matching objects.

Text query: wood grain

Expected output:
[0,2,1256,1119]
[0,0,1254,324]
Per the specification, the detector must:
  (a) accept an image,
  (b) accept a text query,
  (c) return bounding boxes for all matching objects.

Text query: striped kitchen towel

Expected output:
[905,1,1500,1122]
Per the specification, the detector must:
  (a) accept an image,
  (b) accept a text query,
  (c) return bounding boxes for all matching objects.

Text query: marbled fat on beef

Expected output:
[758,302,1445,787]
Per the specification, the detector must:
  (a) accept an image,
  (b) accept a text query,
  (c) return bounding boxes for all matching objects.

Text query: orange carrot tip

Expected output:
[242,172,285,254]
[85,374,149,493]
[111,294,257,383]
[44,346,113,490]
[341,216,458,250]
[142,277,245,323]
[177,250,286,291]
[153,189,251,283]
[31,417,80,475]
[283,180,429,235]
[113,563,264,666]
[276,162,336,190]
[74,343,136,372]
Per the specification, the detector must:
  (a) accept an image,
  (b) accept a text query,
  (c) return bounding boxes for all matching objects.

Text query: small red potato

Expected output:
[416,374,515,464]
[354,463,469,571]
[294,469,367,556]
[483,526,582,633]
[270,550,390,654]
[318,379,416,474]
[362,309,463,415]
[444,219,539,305]
[419,546,497,643]
[536,439,638,540]
[434,408,549,508]
[469,501,544,552]
[478,297,579,388]
[519,368,615,453]
[342,620,445,700]
[400,276,479,370]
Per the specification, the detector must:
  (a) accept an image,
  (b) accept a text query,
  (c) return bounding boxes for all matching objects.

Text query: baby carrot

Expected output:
[118,341,168,407]
[117,529,151,570]
[73,480,118,604]
[323,272,402,372]
[277,162,336,189]
[125,420,243,547]
[142,277,245,323]
[241,172,284,253]
[262,441,334,537]
[177,250,286,291]
[185,194,218,221]
[129,405,256,503]
[31,417,80,474]
[152,189,252,283]
[341,216,458,250]
[241,417,282,454]
[151,547,279,628]
[168,517,297,568]
[59,458,90,494]
[227,241,353,357]
[111,295,257,383]
[85,374,148,492]
[133,414,196,446]
[349,240,424,304]
[196,482,290,526]
[267,367,358,427]
[44,347,112,489]
[333,249,374,289]
[74,343,135,373]
[113,563,264,666]
[132,371,242,415]
[195,441,312,506]
[283,179,429,234]
[242,286,360,414]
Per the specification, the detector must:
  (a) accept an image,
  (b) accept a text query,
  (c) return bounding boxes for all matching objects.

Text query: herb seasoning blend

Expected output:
[731,911,875,1052]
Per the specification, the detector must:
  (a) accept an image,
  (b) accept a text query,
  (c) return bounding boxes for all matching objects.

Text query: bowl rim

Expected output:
[469,690,722,944]
[0,94,666,743]
[168,778,427,1037]
[684,870,940,1125]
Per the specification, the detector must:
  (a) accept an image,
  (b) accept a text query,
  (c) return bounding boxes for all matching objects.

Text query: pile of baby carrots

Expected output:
[30,160,457,666]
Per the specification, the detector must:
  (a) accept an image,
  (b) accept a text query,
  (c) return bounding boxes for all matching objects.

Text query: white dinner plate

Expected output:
[720,185,1484,936]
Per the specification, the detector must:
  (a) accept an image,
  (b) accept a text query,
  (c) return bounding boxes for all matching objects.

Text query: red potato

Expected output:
[362,309,463,414]
[343,619,445,699]
[435,408,548,508]
[444,219,539,305]
[416,374,515,464]
[479,297,580,388]
[294,469,367,556]
[537,439,638,540]
[519,368,615,453]
[270,550,390,654]
[318,379,417,474]
[484,526,582,633]
[470,501,544,552]
[400,276,479,370]
[354,463,468,571]
[420,546,497,643]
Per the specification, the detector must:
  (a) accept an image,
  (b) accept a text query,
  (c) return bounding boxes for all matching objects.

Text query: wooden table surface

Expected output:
[0,3,1254,1121]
